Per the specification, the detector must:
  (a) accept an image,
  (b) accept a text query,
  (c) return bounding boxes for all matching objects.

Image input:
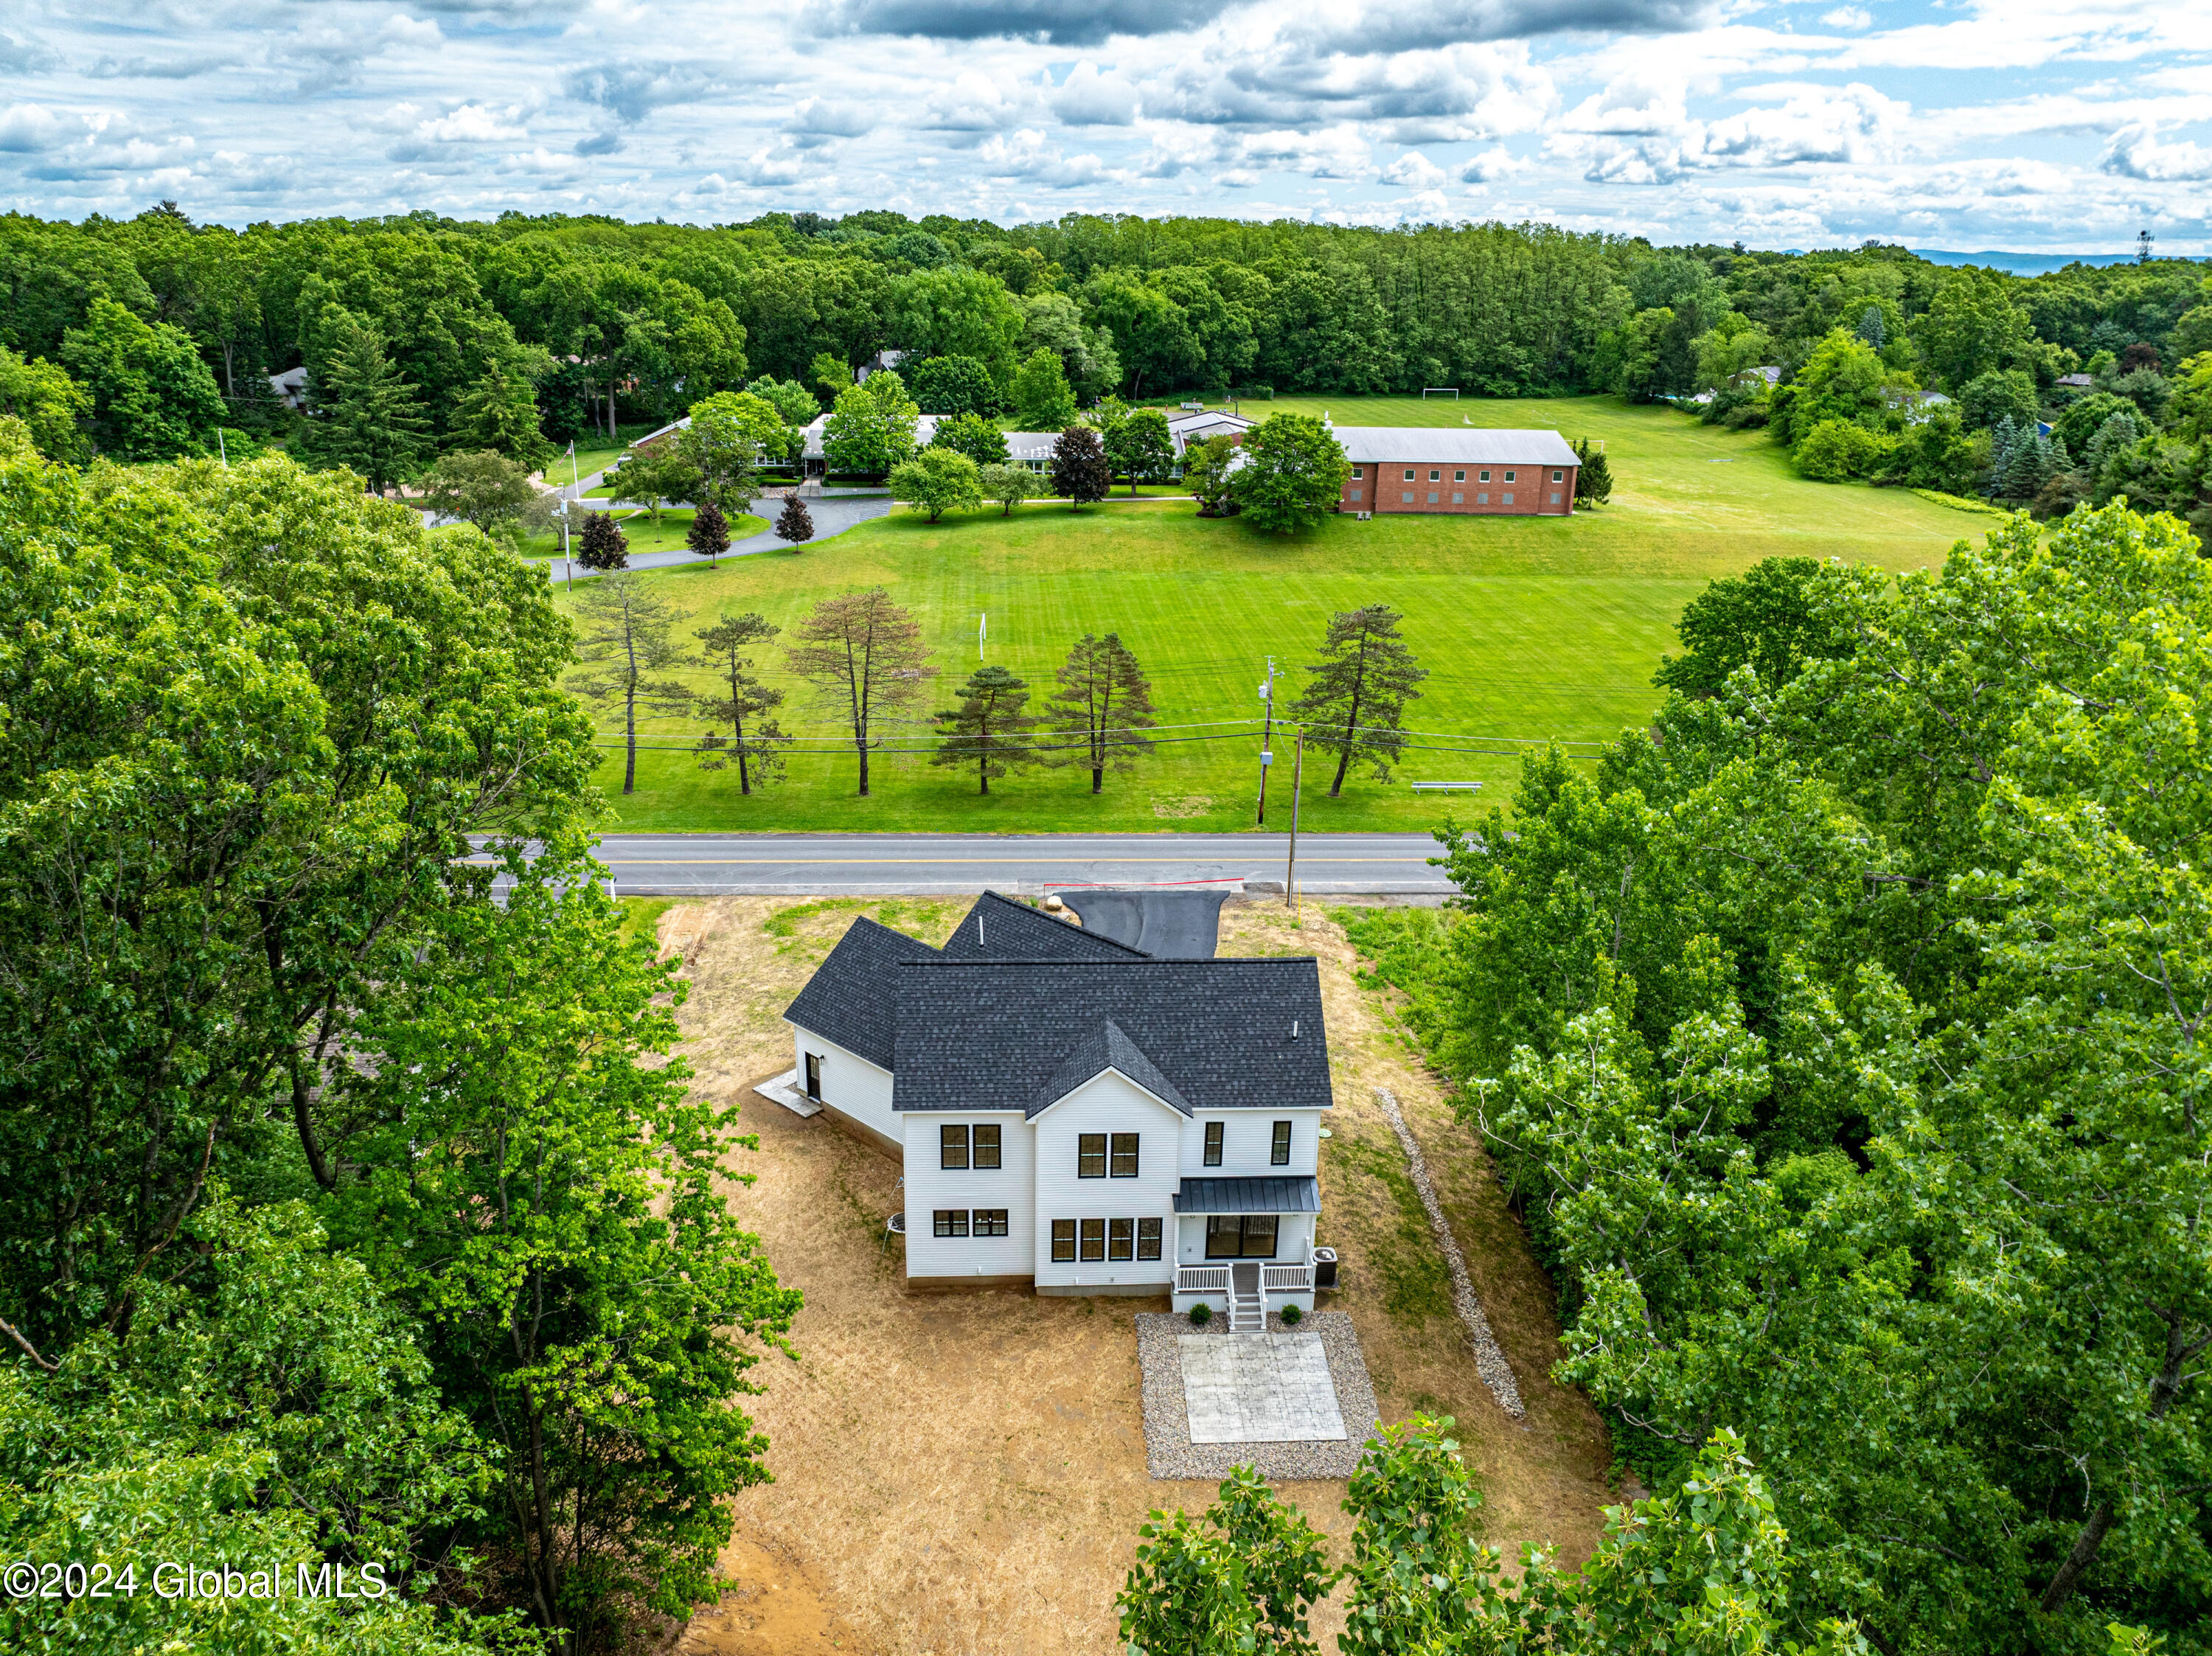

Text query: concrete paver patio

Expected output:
[1180,1333,1349,1444]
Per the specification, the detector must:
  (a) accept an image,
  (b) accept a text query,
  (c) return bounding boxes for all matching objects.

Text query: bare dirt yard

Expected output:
[662,895,1618,1656]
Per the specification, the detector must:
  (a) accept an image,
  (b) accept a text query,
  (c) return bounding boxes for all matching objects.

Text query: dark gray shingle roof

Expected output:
[893,958,1329,1116]
[1174,1175,1322,1214]
[938,890,1151,962]
[1035,1019,1192,1117]
[780,916,925,1069]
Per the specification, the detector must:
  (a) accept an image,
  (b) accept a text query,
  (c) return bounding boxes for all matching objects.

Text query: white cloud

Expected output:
[2102,122,2212,183]
[1458,145,1525,182]
[0,102,61,153]
[417,103,528,142]
[1053,62,1138,125]
[1820,7,1872,29]
[1382,150,1447,187]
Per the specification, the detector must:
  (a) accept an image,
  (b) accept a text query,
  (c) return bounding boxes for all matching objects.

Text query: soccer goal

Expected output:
[1421,387,1460,400]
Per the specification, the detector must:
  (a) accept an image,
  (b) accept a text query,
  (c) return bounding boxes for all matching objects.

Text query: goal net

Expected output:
[1421,387,1460,400]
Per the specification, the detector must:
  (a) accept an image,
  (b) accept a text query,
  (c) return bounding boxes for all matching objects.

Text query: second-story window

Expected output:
[941,1124,969,1169]
[1203,1121,1223,1166]
[1271,1120,1292,1166]
[1078,1133,1106,1177]
[1110,1133,1140,1177]
[973,1123,1001,1169]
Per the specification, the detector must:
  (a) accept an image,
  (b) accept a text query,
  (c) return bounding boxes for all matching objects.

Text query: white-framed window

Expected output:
[1427,469,1441,481]
[1479,470,1491,483]
[1454,470,1466,481]
[1402,468,1415,481]
[1505,470,1517,481]
[1350,466,1364,478]
[1552,470,1564,482]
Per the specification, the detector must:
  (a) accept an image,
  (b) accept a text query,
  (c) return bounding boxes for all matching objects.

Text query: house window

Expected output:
[1138,1217,1162,1259]
[1271,1121,1292,1165]
[1110,1133,1139,1177]
[940,1124,970,1170]
[1503,493,1514,505]
[1349,488,1363,501]
[1552,470,1564,482]
[1078,1134,1106,1177]
[1401,493,1414,504]
[1479,470,1491,483]
[1402,468,1415,481]
[1203,1121,1223,1166]
[1504,470,1517,481]
[973,1123,1001,1169]
[1205,1215,1280,1258]
[1427,470,1441,481]
[1454,470,1467,481]
[973,1208,1009,1236]
[1350,466,1364,478]
[1477,493,1489,504]
[1051,1220,1076,1262]
[1109,1218,1134,1261]
[933,1209,970,1237]
[1453,493,1464,504]
[803,1054,821,1100]
[1426,492,1439,504]
[1080,1218,1106,1262]
[1551,492,1562,504]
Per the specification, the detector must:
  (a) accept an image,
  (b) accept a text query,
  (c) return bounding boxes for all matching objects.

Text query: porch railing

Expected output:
[1261,1263,1314,1293]
[1175,1265,1231,1295]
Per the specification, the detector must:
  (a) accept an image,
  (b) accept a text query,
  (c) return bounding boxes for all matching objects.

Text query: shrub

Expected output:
[1189,1301,1212,1327]
[1280,1303,1303,1326]
[1792,419,1892,483]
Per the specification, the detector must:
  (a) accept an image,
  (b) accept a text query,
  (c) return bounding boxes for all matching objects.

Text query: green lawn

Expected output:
[558,396,1989,835]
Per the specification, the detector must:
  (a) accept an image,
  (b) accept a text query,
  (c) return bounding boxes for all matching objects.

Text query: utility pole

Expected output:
[1256,657,1276,825]
[1284,728,1304,914]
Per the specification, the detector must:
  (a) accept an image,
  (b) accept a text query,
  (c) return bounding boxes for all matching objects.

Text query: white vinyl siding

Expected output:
[903,1110,1032,1278]
[1179,1110,1323,1177]
[787,1025,898,1144]
[1032,1071,1181,1289]
[1175,1211,1318,1266]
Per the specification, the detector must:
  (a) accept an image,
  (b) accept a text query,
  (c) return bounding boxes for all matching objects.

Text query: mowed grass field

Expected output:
[558,395,1984,834]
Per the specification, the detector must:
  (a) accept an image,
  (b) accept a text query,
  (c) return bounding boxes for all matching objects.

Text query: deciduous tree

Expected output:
[1049,422,1110,509]
[686,498,731,566]
[775,492,815,545]
[908,353,1001,418]
[0,344,89,461]
[419,448,538,534]
[889,446,984,522]
[675,391,767,514]
[1231,413,1349,534]
[1117,1465,1332,1656]
[1105,406,1175,494]
[576,509,629,571]
[785,587,935,796]
[930,409,1012,467]
[1290,602,1427,796]
[1652,557,1829,697]
[1010,346,1079,430]
[978,461,1039,516]
[821,369,919,476]
[608,444,699,521]
[58,295,226,462]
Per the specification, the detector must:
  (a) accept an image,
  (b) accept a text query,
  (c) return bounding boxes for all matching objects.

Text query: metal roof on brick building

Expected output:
[1331,426,1580,466]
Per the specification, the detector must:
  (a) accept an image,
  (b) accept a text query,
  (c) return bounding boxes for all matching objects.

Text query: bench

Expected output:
[1410,782,1483,793]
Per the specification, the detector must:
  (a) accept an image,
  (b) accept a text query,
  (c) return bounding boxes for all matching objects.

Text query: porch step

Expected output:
[751,1068,822,1118]
[1227,1291,1266,1333]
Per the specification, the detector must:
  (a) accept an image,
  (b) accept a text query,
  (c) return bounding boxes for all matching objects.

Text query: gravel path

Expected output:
[1135,1310,1381,1481]
[1373,1087,1524,1418]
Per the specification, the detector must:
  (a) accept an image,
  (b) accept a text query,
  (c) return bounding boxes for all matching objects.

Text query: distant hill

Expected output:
[1908,248,2200,276]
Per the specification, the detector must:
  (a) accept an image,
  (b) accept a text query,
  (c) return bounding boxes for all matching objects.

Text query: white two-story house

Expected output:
[780,891,1332,1328]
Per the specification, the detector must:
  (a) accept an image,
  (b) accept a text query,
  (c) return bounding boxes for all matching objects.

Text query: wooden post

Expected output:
[1285,730,1304,913]
[1256,657,1276,827]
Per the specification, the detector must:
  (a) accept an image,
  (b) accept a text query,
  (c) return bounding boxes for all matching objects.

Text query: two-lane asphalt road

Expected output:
[581,832,1455,897]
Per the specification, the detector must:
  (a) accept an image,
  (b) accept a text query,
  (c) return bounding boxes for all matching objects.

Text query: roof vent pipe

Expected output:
[1293,1020,1300,1040]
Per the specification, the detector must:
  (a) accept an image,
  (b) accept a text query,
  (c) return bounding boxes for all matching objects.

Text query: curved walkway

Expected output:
[532,495,893,580]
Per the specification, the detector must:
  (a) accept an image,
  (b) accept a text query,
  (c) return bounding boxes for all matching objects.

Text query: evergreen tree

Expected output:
[451,361,556,471]
[687,499,731,567]
[569,571,692,795]
[775,493,815,546]
[1047,633,1158,793]
[694,612,790,794]
[1290,603,1429,797]
[1049,423,1110,510]
[785,588,936,796]
[294,311,431,495]
[1573,438,1615,506]
[931,665,1040,795]
[1986,414,2020,493]
[1856,303,1886,349]
[577,509,629,571]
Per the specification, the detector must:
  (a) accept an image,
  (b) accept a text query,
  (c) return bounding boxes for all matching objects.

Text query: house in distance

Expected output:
[778,891,1332,1329]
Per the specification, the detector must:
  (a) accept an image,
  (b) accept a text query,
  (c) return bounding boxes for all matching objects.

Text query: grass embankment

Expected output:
[554,396,1969,835]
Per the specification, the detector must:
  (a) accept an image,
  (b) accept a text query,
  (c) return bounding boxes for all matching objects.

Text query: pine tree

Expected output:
[294,311,430,496]
[1047,633,1158,793]
[1290,604,1429,797]
[694,613,790,794]
[1573,439,1614,505]
[568,572,692,796]
[786,588,936,796]
[1049,424,1110,511]
[931,666,1040,796]
[687,500,731,568]
[1987,414,2020,495]
[577,510,629,571]
[452,362,556,472]
[775,493,815,546]
[1856,304,1886,349]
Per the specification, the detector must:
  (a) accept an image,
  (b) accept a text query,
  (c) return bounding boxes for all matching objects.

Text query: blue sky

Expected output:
[1,0,2206,251]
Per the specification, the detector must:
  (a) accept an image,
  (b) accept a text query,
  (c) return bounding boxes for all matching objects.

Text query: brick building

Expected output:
[1335,427,1579,516]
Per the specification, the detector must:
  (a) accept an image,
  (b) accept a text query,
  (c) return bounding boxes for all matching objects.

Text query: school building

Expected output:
[1335,428,1579,516]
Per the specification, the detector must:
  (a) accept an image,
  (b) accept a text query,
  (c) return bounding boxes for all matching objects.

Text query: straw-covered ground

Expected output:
[664,894,1619,1656]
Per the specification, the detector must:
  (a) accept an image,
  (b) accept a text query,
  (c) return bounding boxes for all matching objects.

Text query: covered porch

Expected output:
[1169,1175,1321,1330]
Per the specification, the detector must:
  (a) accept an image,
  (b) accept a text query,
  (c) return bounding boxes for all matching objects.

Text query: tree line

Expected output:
[1341,501,2212,1656]
[4,201,2198,526]
[566,581,1429,804]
